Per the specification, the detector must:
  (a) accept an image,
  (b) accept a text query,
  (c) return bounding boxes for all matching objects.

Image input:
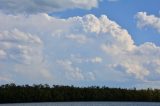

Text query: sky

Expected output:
[0,0,160,88]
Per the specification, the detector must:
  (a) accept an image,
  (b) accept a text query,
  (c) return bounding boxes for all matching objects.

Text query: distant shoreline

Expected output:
[1,101,160,104]
[0,84,160,103]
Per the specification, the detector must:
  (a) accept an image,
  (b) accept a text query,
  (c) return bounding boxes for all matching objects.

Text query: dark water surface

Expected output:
[0,102,160,106]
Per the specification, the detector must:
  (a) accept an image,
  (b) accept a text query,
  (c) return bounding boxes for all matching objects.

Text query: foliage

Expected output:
[0,83,160,103]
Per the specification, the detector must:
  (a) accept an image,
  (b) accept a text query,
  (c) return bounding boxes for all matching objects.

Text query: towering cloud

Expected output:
[0,12,160,87]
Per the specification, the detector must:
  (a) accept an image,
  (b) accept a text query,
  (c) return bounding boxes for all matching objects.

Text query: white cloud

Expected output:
[0,12,160,87]
[0,27,52,82]
[56,59,97,81]
[80,14,101,33]
[57,60,84,80]
[0,49,6,59]
[0,29,42,44]
[0,0,100,14]
[136,12,160,33]
[65,34,89,44]
[104,42,160,80]
[91,57,103,63]
[70,54,102,64]
[0,29,42,64]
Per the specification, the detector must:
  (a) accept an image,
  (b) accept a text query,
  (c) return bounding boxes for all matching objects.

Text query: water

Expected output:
[0,102,159,106]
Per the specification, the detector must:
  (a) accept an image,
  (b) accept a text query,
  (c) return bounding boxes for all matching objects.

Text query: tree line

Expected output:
[0,83,160,103]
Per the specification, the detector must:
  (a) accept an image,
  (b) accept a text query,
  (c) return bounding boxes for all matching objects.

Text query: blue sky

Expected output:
[0,0,160,88]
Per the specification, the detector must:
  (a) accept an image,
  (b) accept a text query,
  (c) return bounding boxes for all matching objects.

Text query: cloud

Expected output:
[136,12,160,33]
[104,42,160,80]
[0,29,42,64]
[0,12,160,87]
[65,34,89,44]
[91,57,103,63]
[0,49,6,59]
[0,27,52,82]
[70,54,102,64]
[57,59,97,81]
[57,60,84,80]
[0,0,100,14]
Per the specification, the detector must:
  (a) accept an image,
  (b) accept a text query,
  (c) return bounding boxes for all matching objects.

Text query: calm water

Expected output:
[0,102,160,106]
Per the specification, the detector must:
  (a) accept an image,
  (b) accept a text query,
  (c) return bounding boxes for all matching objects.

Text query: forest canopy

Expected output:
[0,83,160,103]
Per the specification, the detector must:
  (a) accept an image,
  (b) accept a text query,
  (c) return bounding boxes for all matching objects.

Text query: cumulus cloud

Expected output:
[57,60,84,80]
[70,54,102,64]
[136,12,160,33]
[0,12,160,87]
[0,29,42,64]
[103,41,160,80]
[0,0,100,14]
[65,34,89,44]
[0,26,52,82]
[56,59,97,81]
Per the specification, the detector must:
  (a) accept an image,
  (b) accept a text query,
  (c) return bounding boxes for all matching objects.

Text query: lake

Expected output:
[0,102,160,106]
